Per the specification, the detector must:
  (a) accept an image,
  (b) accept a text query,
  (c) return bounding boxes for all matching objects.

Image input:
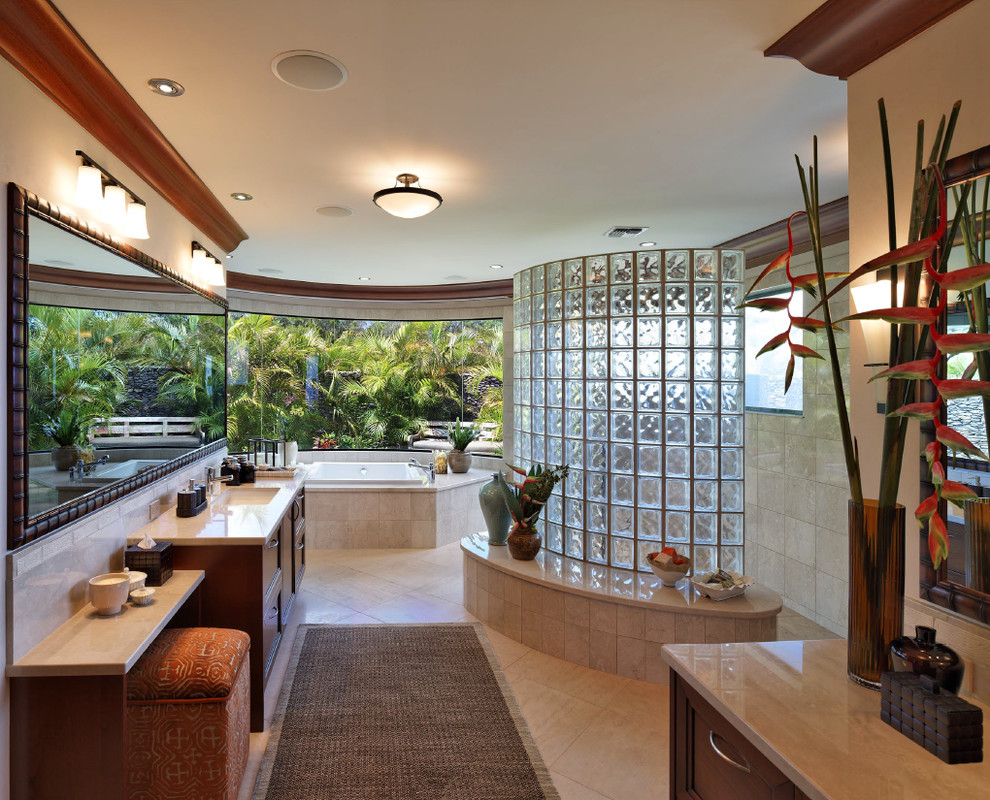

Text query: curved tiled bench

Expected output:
[461,535,781,685]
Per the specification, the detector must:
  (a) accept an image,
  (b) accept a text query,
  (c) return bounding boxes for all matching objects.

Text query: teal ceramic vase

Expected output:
[479,472,512,546]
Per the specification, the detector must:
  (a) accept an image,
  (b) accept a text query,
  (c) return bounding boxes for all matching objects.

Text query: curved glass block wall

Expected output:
[512,249,745,575]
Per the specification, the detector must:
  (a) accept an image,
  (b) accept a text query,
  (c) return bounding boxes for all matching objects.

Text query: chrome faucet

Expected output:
[408,458,435,484]
[206,466,233,497]
[70,455,110,480]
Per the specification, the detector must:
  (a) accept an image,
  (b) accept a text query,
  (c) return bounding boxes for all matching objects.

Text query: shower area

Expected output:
[511,249,745,576]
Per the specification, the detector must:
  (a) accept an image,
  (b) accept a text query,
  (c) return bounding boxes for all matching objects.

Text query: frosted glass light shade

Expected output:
[191,247,210,278]
[74,165,104,209]
[123,202,149,239]
[373,174,442,218]
[101,184,128,230]
[206,258,225,286]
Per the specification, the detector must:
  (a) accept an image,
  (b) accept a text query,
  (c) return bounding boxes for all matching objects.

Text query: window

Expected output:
[744,288,803,414]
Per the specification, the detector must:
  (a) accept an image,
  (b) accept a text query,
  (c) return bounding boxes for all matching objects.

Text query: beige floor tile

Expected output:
[305,572,407,612]
[362,591,474,623]
[505,650,629,708]
[606,679,670,729]
[418,573,468,603]
[551,772,613,800]
[508,675,605,763]
[483,625,533,669]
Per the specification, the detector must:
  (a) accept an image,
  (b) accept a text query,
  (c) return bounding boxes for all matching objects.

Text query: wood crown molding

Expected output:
[0,0,248,253]
[764,0,974,80]
[29,264,183,293]
[227,272,513,302]
[944,143,990,187]
[715,196,849,270]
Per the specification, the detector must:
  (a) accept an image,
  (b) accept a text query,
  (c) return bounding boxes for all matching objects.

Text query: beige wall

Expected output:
[847,1,990,699]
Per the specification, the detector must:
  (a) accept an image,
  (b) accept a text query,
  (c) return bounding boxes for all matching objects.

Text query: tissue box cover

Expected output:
[124,542,173,586]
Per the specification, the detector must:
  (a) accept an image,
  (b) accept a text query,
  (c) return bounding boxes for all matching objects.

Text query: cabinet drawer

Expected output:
[292,490,305,535]
[262,577,282,682]
[263,529,281,594]
[293,526,306,593]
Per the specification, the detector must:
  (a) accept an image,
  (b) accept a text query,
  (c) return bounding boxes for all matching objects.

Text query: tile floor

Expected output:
[238,543,838,800]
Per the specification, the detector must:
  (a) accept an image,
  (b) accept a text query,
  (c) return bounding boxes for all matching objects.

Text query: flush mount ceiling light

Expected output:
[147,78,185,97]
[640,241,657,248]
[74,150,149,238]
[231,192,253,201]
[358,276,372,281]
[373,174,442,219]
[490,264,504,270]
[272,50,348,91]
[315,205,354,218]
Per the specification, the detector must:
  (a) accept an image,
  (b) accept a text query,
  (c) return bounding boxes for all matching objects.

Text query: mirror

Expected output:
[8,183,227,550]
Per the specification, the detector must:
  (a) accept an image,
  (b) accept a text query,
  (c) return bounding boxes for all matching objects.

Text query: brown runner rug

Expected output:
[252,624,561,799]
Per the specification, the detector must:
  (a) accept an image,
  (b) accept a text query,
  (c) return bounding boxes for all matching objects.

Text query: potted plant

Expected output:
[43,406,94,471]
[496,463,569,560]
[446,419,478,473]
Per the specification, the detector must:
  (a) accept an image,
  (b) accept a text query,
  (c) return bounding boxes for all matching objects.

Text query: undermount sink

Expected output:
[218,487,280,506]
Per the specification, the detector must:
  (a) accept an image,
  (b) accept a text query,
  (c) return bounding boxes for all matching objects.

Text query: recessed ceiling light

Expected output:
[231,192,253,201]
[639,241,657,248]
[147,78,184,97]
[358,276,372,281]
[315,205,354,218]
[259,267,282,275]
[272,50,348,91]
[490,264,504,270]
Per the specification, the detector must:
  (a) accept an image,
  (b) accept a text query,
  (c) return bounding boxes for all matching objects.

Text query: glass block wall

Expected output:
[511,249,745,575]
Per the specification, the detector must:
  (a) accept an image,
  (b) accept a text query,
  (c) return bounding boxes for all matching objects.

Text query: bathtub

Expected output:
[306,462,426,487]
[89,459,167,480]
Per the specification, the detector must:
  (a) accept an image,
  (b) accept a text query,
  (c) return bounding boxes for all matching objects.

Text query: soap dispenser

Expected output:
[220,457,241,486]
[238,456,256,484]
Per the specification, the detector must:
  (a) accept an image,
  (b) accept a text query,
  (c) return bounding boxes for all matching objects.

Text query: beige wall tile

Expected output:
[543,587,565,620]
[564,623,591,667]
[589,599,617,633]
[616,606,644,639]
[521,609,543,650]
[379,492,412,521]
[488,569,505,599]
[543,617,565,659]
[644,609,676,644]
[704,615,736,643]
[644,641,670,685]
[521,580,542,612]
[504,575,522,607]
[590,629,617,674]
[504,602,522,641]
[674,613,706,644]
[564,594,590,627]
[616,635,646,680]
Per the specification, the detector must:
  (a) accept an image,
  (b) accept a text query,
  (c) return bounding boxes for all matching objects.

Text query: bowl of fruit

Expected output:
[646,547,692,587]
[691,569,755,601]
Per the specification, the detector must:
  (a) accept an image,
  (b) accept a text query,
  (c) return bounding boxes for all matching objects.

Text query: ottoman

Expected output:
[127,627,251,800]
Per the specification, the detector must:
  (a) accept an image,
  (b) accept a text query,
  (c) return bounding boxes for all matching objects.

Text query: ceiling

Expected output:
[52,0,847,287]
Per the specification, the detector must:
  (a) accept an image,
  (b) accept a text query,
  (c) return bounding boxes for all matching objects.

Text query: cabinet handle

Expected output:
[708,731,751,774]
[295,538,305,550]
[266,606,279,621]
[267,538,279,549]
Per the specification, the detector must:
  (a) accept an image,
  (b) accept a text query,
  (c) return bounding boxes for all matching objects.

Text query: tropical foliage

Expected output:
[496,463,570,534]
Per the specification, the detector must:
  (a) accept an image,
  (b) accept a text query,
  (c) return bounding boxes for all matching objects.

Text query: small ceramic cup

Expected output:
[89,573,130,616]
[126,569,147,592]
[129,587,156,606]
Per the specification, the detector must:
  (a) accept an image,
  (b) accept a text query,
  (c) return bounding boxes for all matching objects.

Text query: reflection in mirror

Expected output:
[10,194,228,544]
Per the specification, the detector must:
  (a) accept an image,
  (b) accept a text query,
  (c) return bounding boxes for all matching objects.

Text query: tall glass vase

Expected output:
[847,499,905,689]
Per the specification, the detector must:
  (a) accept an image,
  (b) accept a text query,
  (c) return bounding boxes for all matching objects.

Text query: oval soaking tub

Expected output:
[306,462,426,487]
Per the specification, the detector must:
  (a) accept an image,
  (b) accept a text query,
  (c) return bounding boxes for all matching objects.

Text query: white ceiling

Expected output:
[53,0,847,286]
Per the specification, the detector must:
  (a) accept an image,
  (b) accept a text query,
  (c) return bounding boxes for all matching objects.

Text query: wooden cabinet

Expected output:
[670,672,810,800]
[281,488,305,623]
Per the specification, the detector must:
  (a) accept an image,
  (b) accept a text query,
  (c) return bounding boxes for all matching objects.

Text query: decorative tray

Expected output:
[253,467,298,479]
[691,570,755,601]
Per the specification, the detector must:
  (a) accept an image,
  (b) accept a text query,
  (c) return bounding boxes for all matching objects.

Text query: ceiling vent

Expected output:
[604,226,649,238]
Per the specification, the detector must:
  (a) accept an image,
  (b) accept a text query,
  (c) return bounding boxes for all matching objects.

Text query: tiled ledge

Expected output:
[462,535,781,684]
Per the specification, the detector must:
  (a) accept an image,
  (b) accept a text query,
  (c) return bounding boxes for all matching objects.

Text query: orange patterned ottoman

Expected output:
[127,628,251,800]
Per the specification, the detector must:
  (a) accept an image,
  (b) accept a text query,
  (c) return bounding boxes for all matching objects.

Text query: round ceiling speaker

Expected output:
[272,50,348,91]
[315,205,354,218]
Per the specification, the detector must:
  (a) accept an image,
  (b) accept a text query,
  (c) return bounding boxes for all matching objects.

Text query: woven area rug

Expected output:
[252,623,560,799]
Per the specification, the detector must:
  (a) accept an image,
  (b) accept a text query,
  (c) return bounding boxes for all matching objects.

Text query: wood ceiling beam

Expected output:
[227,272,513,302]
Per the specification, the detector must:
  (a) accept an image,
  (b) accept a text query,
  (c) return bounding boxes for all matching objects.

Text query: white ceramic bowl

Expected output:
[648,559,692,587]
[88,573,130,616]
[129,587,156,606]
[126,570,147,592]
[691,571,755,601]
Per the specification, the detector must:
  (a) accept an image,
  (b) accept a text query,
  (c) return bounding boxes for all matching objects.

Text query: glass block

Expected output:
[694,448,717,478]
[694,546,717,575]
[519,297,531,325]
[722,448,743,479]
[548,291,562,320]
[612,381,634,409]
[518,405,531,432]
[666,383,689,412]
[586,319,608,348]
[547,408,563,434]
[565,469,583,498]
[694,285,715,314]
[666,479,690,509]
[532,263,545,293]
[638,477,661,508]
[548,437,563,464]
[721,250,742,281]
[694,383,715,413]
[565,351,582,378]
[611,350,634,379]
[586,287,607,316]
[721,351,742,381]
[586,411,608,440]
[639,284,661,315]
[589,565,608,591]
[722,514,744,545]
[665,511,690,542]
[721,416,743,446]
[532,352,545,379]
[531,436,546,462]
[547,380,563,407]
[694,250,716,280]
[546,522,563,553]
[612,506,634,537]
[638,251,660,281]
[639,349,661,379]
[720,546,744,574]
[520,269,532,296]
[638,509,661,540]
[587,472,608,502]
[638,414,661,443]
[566,380,583,408]
[638,381,661,411]
[532,403,545,431]
[566,498,584,529]
[721,481,744,512]
[638,446,661,475]
[519,435,531,461]
[566,439,584,469]
[587,532,608,563]
[586,350,607,379]
[512,272,521,299]
[587,502,608,533]
[638,317,661,347]
[547,494,563,523]
[565,289,583,318]
[665,284,687,314]
[565,258,584,287]
[518,327,531,354]
[665,250,688,280]
[587,380,608,409]
[695,415,717,445]
[666,317,688,347]
[566,528,584,559]
[694,481,717,511]
[665,350,689,380]
[586,441,608,470]
[722,318,741,347]
[547,351,562,378]
[695,350,716,381]
[612,444,634,473]
[587,255,608,285]
[638,542,661,572]
[610,253,633,283]
[721,285,741,314]
[695,513,718,544]
[695,317,716,347]
[609,323,632,353]
[532,293,545,322]
[547,321,562,349]
[565,320,583,349]
[611,536,634,568]
[532,323,545,351]
[547,261,562,290]
[665,447,690,477]
[611,412,634,441]
[721,383,742,414]
[565,409,583,438]
[612,474,634,504]
[665,415,689,445]
[611,286,633,316]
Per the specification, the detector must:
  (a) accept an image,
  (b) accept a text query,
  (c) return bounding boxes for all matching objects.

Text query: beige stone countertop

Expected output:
[461,534,781,618]
[127,470,307,546]
[7,570,203,677]
[662,639,990,799]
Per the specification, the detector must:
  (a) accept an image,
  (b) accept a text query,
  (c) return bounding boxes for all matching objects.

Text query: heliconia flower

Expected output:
[789,343,824,360]
[887,401,940,420]
[932,330,990,355]
[790,272,847,292]
[929,513,949,569]
[932,262,990,292]
[789,316,840,332]
[742,245,794,299]
[915,493,938,526]
[930,461,946,485]
[784,353,796,393]
[866,358,936,383]
[939,480,979,502]
[935,425,989,460]
[962,358,979,380]
[739,296,791,312]
[937,379,990,400]
[839,307,940,326]
[757,331,790,357]
[924,441,940,464]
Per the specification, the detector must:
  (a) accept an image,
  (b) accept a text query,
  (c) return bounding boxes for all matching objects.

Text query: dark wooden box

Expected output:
[124,542,173,586]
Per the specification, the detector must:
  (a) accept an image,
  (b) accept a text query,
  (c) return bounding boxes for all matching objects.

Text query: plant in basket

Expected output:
[496,463,569,561]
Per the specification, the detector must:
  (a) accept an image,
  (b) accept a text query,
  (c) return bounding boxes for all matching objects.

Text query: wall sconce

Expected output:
[191,241,225,287]
[74,150,150,239]
[850,275,904,414]
[372,173,442,218]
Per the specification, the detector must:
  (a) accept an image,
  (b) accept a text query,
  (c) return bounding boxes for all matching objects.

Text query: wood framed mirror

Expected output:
[7,183,228,550]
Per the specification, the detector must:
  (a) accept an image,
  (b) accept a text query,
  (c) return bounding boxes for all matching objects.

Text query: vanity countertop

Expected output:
[662,639,990,799]
[127,469,308,546]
